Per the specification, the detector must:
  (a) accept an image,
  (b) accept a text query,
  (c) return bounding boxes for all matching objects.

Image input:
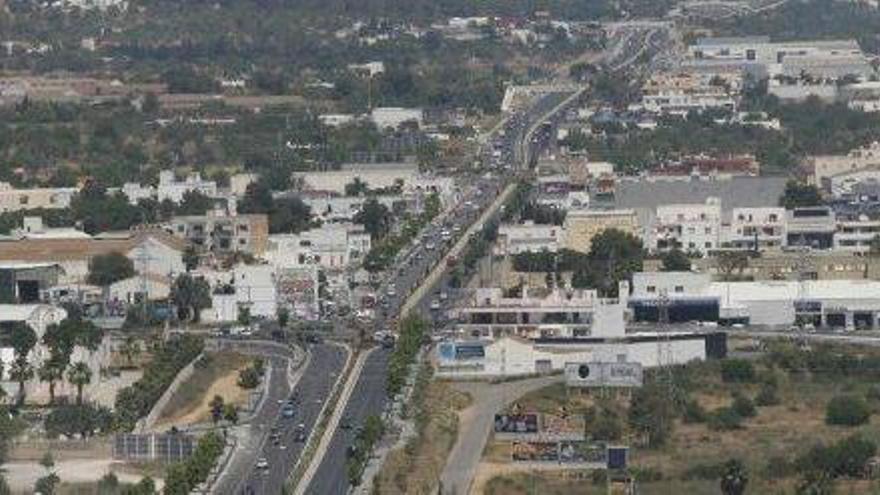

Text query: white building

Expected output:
[631,271,880,330]
[809,141,880,186]
[437,284,722,379]
[495,222,564,255]
[156,171,218,203]
[262,223,371,270]
[370,107,423,130]
[834,216,880,253]
[299,193,404,223]
[639,71,740,116]
[724,207,787,249]
[198,264,277,323]
[651,198,722,253]
[121,182,155,205]
[0,182,77,213]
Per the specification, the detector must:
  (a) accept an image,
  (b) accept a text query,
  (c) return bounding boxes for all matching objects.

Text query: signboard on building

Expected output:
[564,362,643,388]
[439,342,486,362]
[607,446,629,470]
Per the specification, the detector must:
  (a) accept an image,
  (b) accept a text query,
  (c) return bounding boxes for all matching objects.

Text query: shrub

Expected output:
[591,410,623,441]
[731,393,757,418]
[755,383,781,407]
[709,407,743,431]
[682,461,726,481]
[682,399,707,424]
[45,404,113,439]
[796,434,877,479]
[825,394,871,426]
[721,359,756,383]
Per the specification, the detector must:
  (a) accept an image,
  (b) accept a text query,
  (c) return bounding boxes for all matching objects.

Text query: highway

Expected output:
[303,348,392,494]
[211,342,347,495]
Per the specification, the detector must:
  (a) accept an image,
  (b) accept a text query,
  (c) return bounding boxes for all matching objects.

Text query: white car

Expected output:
[256,458,269,470]
[430,300,441,310]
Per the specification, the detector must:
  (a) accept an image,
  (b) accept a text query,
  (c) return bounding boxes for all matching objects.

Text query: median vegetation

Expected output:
[387,316,428,397]
[346,415,386,487]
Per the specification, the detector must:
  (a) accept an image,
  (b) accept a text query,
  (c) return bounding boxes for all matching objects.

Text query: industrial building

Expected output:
[630,271,880,329]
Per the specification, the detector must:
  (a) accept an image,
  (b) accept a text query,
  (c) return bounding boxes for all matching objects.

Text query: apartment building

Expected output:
[639,71,740,115]
[165,209,269,255]
[651,199,722,253]
[809,141,880,186]
[0,182,77,213]
[786,206,836,249]
[725,207,787,249]
[834,216,880,253]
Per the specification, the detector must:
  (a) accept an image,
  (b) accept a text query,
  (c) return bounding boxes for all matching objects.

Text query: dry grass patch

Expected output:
[373,377,471,495]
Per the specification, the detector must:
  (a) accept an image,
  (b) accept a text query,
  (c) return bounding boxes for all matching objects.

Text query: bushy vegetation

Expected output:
[720,359,756,383]
[163,431,225,495]
[44,404,113,439]
[345,415,385,487]
[387,316,427,397]
[114,335,204,431]
[825,395,871,427]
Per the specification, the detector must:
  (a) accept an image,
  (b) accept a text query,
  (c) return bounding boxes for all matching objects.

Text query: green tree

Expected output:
[38,359,65,405]
[721,359,756,383]
[780,180,823,209]
[588,228,644,296]
[171,274,212,322]
[9,322,37,405]
[345,177,370,197]
[182,245,200,272]
[209,395,225,425]
[661,248,691,271]
[8,360,33,406]
[277,307,290,328]
[176,191,213,216]
[237,306,252,327]
[223,403,239,425]
[87,252,135,287]
[354,198,391,240]
[826,394,871,426]
[67,362,92,405]
[239,180,275,214]
[121,336,142,368]
[716,251,750,281]
[720,459,748,495]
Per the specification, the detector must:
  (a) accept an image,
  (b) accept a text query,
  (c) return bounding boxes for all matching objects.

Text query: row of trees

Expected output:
[163,431,225,495]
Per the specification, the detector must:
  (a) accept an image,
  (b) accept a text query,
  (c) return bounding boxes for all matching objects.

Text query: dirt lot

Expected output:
[153,351,251,429]
[477,340,880,494]
[373,368,471,495]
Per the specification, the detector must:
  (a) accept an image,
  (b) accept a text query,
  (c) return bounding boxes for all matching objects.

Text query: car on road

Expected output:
[256,458,269,470]
[430,300,441,310]
[340,416,354,430]
[294,424,307,442]
[281,405,296,418]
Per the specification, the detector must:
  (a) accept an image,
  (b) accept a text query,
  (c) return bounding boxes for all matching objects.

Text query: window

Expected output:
[239,238,246,245]
[674,285,684,293]
[19,196,28,205]
[705,242,712,248]
[647,286,656,293]
[705,227,712,234]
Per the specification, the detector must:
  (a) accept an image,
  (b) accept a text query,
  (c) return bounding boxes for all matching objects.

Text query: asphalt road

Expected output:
[213,342,347,495]
[304,347,392,495]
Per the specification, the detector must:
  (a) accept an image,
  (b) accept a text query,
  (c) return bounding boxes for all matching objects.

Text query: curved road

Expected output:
[210,341,347,495]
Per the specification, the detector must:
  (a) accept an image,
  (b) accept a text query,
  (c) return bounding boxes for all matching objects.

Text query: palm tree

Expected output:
[120,336,141,368]
[67,362,92,406]
[38,360,65,405]
[9,359,33,406]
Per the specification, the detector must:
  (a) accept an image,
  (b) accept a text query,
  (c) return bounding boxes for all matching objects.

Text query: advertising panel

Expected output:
[512,441,559,462]
[564,362,644,388]
[559,441,607,465]
[494,414,539,434]
[541,413,586,440]
[439,342,486,362]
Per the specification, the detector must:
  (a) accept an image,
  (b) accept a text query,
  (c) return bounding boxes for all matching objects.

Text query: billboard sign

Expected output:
[559,441,607,465]
[541,413,586,441]
[564,362,643,388]
[494,414,539,434]
[512,441,559,462]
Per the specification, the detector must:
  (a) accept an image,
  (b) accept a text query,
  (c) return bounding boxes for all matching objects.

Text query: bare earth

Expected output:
[153,369,248,430]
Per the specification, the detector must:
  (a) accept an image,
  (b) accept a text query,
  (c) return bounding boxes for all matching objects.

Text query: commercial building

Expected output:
[496,222,564,256]
[630,271,880,330]
[562,209,638,253]
[437,284,725,378]
[370,107,424,130]
[725,207,787,249]
[786,207,836,249]
[262,223,371,270]
[0,182,77,213]
[197,264,277,322]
